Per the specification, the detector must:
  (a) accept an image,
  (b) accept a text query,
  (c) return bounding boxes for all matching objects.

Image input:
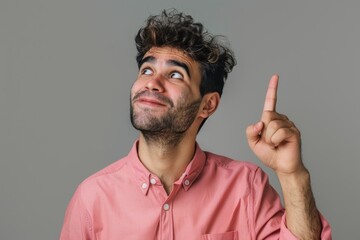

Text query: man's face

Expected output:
[130,47,203,137]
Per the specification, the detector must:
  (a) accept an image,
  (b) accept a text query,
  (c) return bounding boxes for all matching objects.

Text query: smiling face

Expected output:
[130,47,204,144]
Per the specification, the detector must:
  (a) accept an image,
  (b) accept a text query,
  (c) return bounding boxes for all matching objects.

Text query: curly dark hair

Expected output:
[135,9,236,97]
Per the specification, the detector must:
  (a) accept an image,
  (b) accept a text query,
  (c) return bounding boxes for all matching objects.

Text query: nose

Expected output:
[145,74,165,92]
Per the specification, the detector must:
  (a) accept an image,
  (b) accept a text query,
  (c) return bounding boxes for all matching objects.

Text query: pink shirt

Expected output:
[60,141,332,239]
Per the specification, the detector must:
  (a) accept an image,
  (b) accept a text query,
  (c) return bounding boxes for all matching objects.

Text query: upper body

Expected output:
[60,141,332,240]
[61,9,331,239]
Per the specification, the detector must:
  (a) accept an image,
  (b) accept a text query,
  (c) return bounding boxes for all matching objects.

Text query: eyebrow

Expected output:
[138,56,155,68]
[138,56,191,78]
[168,59,191,78]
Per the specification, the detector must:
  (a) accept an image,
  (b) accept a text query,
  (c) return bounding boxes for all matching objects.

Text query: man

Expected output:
[60,9,331,239]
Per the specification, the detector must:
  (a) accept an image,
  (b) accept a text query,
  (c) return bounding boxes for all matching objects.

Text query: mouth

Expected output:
[132,91,173,108]
[134,97,168,107]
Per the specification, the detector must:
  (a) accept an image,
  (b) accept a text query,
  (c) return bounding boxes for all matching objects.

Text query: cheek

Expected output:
[173,90,193,107]
[188,86,202,101]
[130,80,142,97]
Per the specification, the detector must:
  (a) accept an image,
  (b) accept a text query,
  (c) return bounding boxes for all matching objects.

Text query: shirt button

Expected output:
[163,203,170,211]
[184,179,190,186]
[141,183,147,189]
[150,178,157,185]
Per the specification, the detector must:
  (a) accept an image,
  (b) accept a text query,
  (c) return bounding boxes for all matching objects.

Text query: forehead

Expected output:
[144,46,194,62]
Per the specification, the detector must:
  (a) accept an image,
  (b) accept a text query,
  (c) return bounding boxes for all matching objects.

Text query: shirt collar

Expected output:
[127,140,207,195]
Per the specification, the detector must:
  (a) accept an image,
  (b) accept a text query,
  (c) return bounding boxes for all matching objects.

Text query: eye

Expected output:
[170,71,183,80]
[141,68,153,75]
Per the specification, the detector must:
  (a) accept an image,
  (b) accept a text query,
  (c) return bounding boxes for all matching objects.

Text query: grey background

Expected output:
[1,0,359,239]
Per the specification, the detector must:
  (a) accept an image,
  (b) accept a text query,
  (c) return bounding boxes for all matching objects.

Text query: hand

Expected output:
[246,75,305,175]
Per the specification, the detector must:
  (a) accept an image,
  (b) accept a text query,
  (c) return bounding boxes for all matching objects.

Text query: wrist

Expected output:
[276,165,309,181]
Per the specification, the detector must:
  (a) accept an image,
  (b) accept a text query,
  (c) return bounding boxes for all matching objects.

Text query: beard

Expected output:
[130,91,202,147]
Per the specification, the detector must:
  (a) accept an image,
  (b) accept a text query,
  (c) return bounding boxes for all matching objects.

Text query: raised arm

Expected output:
[246,74,322,239]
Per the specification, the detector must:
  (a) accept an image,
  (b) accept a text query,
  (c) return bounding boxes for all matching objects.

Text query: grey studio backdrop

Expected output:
[0,0,359,239]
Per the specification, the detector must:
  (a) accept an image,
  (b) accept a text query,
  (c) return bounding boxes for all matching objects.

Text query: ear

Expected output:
[198,92,220,119]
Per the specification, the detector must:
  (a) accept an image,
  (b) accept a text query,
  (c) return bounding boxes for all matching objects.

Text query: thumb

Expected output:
[246,121,264,147]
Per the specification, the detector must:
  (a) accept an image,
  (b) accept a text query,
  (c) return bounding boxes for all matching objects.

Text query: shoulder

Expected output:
[77,155,130,194]
[205,151,259,172]
[201,151,268,184]
[200,151,273,198]
[88,156,129,180]
[203,151,273,183]
[81,141,140,186]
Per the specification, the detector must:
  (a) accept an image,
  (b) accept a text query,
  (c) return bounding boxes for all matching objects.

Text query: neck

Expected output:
[137,132,197,194]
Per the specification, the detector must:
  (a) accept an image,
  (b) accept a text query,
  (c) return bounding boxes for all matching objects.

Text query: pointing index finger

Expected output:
[263,74,279,112]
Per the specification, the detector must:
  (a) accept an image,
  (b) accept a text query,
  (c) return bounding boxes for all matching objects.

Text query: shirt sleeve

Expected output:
[60,185,94,240]
[279,212,332,239]
[250,167,332,239]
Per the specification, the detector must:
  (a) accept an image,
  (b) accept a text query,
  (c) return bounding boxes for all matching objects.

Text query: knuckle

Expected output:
[268,120,281,130]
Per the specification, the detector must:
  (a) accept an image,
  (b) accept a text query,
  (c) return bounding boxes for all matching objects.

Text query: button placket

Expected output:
[160,201,173,240]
